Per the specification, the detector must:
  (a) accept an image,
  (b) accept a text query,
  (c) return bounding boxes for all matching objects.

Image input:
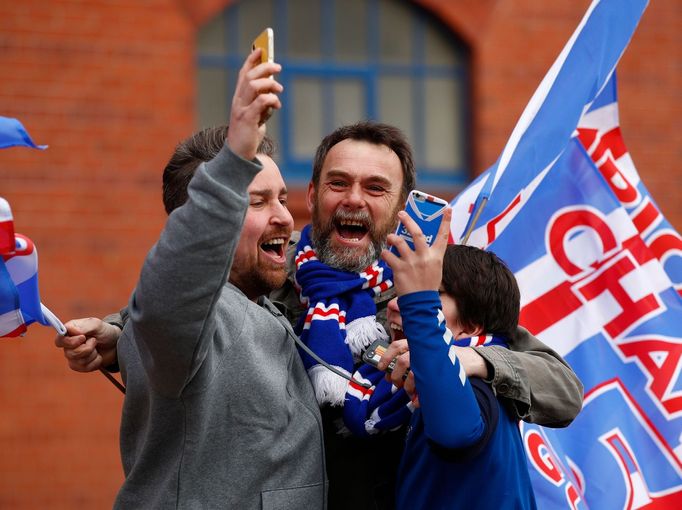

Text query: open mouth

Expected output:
[335,219,369,243]
[260,237,287,260]
[390,322,406,341]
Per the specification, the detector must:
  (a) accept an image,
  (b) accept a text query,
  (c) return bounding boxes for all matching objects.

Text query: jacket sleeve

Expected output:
[127,143,262,397]
[399,291,487,449]
[473,326,583,427]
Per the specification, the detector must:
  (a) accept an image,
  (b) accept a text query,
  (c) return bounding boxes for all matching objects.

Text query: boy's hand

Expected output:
[381,207,452,297]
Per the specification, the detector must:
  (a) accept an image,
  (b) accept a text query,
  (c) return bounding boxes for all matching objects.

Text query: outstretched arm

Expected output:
[473,329,583,427]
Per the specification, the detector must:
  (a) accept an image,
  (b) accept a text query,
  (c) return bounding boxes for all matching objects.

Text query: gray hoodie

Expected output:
[115,144,327,509]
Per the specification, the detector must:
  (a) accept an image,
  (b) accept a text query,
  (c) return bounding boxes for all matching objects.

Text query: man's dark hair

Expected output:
[311,121,416,202]
[441,244,520,338]
[162,125,276,214]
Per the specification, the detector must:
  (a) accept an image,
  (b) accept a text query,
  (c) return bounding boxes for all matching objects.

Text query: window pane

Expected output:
[197,15,226,55]
[197,68,230,129]
[378,76,414,151]
[333,80,365,128]
[292,77,323,158]
[380,0,413,64]
[288,0,321,60]
[236,1,275,55]
[334,0,367,63]
[424,78,463,171]
[424,25,462,67]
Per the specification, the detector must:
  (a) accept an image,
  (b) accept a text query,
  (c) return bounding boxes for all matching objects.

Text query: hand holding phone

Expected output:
[363,339,396,373]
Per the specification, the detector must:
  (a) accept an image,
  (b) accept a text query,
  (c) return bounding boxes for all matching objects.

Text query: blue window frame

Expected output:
[197,0,470,188]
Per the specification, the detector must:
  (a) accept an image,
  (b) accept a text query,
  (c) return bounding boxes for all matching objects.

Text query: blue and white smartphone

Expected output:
[390,190,449,256]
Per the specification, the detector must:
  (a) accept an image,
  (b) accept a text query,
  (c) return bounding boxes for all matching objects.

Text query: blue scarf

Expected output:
[343,334,509,437]
[295,224,394,406]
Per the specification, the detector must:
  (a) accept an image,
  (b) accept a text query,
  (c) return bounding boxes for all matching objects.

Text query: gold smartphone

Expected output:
[252,28,275,124]
[252,27,274,65]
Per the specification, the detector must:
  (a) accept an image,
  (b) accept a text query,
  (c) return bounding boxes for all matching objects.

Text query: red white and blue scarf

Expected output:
[294,224,393,406]
[343,334,509,437]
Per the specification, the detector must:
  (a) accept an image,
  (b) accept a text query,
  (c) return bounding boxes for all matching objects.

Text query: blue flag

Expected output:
[493,138,682,508]
[0,116,47,150]
[448,0,682,505]
[453,0,649,246]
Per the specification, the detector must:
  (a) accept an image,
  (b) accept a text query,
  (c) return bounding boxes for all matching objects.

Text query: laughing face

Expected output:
[307,139,404,273]
[229,154,293,300]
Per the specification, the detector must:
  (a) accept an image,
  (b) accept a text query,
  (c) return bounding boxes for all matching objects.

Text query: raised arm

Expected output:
[129,51,282,395]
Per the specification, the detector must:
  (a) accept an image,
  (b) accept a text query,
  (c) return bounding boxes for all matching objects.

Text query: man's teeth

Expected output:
[390,323,403,331]
[263,238,285,245]
[340,220,365,227]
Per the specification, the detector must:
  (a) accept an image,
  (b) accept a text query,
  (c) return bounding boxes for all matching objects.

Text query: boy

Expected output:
[381,208,537,509]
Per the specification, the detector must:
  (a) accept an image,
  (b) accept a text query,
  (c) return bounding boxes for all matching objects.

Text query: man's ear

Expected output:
[305,181,315,214]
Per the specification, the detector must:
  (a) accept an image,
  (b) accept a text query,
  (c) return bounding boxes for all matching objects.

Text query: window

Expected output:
[197,0,470,187]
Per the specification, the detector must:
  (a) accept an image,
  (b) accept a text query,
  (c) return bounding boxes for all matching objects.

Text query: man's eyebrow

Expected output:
[324,169,393,186]
[249,187,288,197]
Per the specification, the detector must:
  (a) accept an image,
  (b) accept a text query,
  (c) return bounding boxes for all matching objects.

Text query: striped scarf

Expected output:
[294,224,393,406]
[343,334,509,437]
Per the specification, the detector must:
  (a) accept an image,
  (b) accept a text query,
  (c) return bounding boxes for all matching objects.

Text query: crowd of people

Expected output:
[55,48,583,509]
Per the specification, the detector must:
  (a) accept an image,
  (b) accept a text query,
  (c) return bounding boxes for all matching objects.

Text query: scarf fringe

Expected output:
[345,315,389,357]
[308,364,350,406]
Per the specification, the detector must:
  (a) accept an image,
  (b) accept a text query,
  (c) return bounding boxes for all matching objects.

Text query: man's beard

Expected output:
[232,258,288,299]
[311,205,398,274]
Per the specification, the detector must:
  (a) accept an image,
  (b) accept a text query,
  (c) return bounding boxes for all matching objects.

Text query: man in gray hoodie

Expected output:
[82,50,326,509]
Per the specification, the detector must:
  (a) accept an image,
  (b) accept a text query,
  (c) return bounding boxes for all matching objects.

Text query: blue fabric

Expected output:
[394,291,536,509]
[0,116,47,150]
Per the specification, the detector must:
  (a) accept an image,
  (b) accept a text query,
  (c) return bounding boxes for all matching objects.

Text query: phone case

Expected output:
[252,28,274,64]
[390,190,449,256]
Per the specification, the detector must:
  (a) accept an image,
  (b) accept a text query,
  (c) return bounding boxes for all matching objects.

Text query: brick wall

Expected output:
[0,1,679,507]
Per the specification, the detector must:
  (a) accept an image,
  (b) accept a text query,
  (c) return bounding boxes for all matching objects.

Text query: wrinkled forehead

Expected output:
[321,139,404,186]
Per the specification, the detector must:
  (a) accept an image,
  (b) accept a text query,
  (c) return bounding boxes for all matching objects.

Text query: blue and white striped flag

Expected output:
[452,0,649,247]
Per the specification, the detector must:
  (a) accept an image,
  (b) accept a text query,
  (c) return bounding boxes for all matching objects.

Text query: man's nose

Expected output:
[343,183,367,209]
[271,201,293,226]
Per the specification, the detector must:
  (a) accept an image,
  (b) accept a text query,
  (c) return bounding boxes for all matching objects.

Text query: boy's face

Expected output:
[386,291,471,341]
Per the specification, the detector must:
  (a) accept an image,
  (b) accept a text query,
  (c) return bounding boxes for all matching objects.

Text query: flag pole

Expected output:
[461,197,488,245]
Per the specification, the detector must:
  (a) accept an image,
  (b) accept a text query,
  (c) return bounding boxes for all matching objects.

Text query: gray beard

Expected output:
[312,232,385,273]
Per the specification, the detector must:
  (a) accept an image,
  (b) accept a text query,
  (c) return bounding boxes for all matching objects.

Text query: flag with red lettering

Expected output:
[0,199,65,337]
[576,76,682,297]
[494,136,682,508]
[448,10,682,510]
[448,0,682,505]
